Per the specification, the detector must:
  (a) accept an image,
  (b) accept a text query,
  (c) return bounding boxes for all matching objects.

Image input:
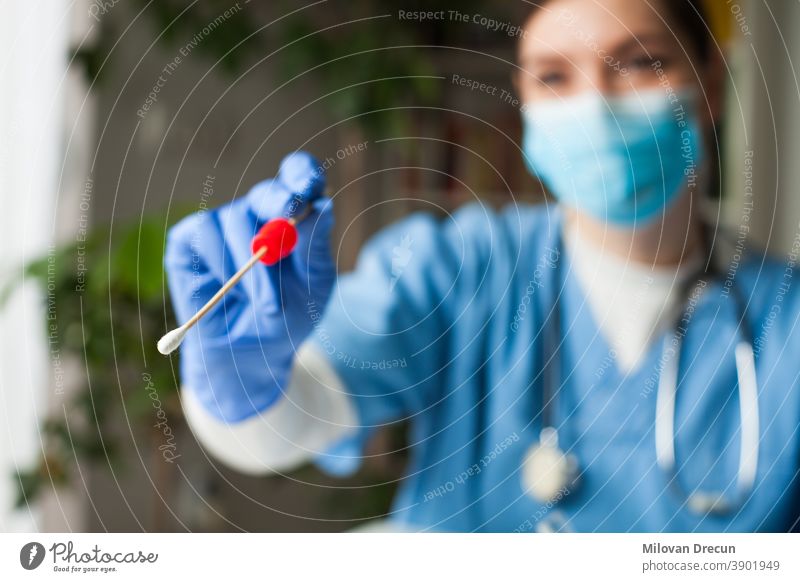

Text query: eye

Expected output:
[627,54,667,71]
[537,70,566,86]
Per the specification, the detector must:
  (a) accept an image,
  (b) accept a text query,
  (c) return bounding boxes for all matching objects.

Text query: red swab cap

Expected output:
[251,218,298,265]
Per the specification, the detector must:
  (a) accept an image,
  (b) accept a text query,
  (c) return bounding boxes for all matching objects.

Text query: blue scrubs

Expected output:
[310,202,800,532]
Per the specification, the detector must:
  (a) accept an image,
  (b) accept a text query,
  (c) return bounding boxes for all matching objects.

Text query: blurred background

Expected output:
[1,0,798,532]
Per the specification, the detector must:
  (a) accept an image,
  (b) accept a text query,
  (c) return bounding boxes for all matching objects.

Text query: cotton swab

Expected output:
[157,215,302,355]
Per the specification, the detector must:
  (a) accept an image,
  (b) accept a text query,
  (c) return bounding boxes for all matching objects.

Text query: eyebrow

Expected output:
[518,31,675,67]
[519,54,567,69]
[612,32,676,55]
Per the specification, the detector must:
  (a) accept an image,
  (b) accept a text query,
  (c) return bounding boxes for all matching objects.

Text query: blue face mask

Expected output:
[521,88,705,226]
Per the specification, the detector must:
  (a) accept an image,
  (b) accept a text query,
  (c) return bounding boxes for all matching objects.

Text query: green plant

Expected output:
[79,0,500,137]
[1,217,177,508]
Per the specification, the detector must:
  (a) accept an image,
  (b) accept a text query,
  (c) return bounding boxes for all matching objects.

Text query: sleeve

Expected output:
[180,340,357,475]
[308,206,488,475]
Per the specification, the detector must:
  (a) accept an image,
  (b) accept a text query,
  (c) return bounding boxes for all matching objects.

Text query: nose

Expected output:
[574,56,632,98]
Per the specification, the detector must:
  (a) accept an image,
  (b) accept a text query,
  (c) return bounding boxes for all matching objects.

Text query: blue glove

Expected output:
[164,152,336,422]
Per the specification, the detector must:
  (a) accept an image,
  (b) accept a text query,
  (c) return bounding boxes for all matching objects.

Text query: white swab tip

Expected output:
[157,327,187,355]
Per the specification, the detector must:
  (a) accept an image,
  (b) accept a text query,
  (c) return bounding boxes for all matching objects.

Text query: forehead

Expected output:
[519,0,675,62]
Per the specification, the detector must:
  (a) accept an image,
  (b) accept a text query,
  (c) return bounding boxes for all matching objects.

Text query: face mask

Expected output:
[521,88,705,226]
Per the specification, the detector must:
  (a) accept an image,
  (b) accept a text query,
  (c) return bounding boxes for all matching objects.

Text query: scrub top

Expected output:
[310,202,800,532]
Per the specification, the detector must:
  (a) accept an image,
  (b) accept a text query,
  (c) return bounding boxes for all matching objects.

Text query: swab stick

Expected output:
[157,214,303,355]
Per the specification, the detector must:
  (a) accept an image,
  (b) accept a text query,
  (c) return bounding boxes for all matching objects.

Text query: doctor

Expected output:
[164,0,800,532]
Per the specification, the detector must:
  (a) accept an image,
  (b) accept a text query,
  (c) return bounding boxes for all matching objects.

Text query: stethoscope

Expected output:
[521,224,760,516]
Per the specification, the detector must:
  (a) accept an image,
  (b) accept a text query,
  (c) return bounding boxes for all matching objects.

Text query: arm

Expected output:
[181,208,472,475]
[181,341,356,475]
[168,170,490,476]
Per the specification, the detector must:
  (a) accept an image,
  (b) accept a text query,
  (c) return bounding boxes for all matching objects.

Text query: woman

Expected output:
[164,0,800,532]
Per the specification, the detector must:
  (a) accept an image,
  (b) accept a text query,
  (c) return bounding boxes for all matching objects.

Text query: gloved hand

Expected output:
[164,152,336,423]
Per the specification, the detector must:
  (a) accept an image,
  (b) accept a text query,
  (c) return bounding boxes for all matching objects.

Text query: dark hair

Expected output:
[522,0,713,63]
[657,0,712,63]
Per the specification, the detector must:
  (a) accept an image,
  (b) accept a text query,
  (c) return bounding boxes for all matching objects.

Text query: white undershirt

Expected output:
[562,220,704,372]
[182,221,704,474]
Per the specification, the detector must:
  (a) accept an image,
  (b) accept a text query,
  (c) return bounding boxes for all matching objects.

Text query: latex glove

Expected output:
[164,152,336,422]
